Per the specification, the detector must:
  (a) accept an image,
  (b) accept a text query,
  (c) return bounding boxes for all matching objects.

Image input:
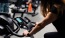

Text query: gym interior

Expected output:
[0,0,57,38]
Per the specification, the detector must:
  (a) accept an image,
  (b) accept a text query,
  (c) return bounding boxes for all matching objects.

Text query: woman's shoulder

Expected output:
[50,5,58,14]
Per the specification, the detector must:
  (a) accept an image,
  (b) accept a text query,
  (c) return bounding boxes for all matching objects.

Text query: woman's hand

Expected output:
[23,30,29,37]
[23,22,39,37]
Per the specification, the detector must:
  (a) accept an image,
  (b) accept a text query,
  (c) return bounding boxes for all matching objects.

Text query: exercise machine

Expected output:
[0,13,35,38]
[9,0,27,18]
[14,17,36,31]
[10,0,40,18]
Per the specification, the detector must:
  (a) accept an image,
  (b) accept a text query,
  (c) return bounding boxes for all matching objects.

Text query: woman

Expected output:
[23,0,65,38]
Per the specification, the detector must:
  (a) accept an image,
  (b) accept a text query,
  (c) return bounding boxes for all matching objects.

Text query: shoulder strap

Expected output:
[50,5,63,18]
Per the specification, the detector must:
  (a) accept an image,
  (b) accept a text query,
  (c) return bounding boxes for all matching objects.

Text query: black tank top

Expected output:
[50,5,65,36]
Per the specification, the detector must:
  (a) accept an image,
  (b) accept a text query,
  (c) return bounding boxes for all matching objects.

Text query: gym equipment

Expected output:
[10,0,40,17]
[0,13,21,38]
[10,0,27,18]
[14,17,36,31]
[26,0,41,17]
[0,13,35,38]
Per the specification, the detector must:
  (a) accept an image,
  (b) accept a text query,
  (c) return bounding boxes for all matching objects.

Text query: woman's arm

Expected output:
[29,12,58,35]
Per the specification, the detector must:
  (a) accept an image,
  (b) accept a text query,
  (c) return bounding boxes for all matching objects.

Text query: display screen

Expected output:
[16,18,22,22]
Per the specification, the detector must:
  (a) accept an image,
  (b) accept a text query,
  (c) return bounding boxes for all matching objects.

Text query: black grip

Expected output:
[24,17,31,22]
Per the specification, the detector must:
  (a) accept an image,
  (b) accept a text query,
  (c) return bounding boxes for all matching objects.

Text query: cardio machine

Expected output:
[0,0,35,38]
[0,13,35,38]
[9,0,38,30]
[10,0,40,18]
[14,17,36,30]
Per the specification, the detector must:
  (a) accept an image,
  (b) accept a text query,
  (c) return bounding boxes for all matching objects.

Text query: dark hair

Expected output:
[40,0,63,16]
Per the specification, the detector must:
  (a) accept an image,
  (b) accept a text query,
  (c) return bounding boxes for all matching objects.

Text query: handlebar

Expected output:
[5,19,34,37]
[6,25,34,37]
[6,19,25,37]
[0,13,34,38]
[0,15,23,37]
[24,17,31,22]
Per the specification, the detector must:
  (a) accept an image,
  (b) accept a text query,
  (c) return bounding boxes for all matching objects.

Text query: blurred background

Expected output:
[0,0,57,38]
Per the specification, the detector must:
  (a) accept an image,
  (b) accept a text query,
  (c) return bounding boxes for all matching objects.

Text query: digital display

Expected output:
[16,18,22,22]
